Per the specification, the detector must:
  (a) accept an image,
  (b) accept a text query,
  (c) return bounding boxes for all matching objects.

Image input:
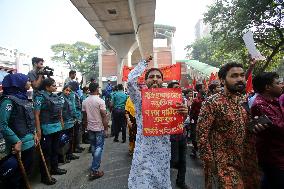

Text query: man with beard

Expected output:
[197,62,262,188]
[251,72,284,189]
[127,57,188,189]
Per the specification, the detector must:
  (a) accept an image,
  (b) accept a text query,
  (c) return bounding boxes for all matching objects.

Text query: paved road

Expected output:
[32,137,204,189]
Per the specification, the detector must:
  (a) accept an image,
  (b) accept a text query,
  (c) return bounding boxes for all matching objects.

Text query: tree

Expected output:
[203,0,284,72]
[185,35,248,68]
[51,42,100,81]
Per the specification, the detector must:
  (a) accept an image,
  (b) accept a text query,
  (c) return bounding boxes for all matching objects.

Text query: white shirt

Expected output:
[82,95,106,132]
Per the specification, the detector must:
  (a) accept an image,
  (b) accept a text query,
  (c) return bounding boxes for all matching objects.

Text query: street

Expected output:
[32,137,204,189]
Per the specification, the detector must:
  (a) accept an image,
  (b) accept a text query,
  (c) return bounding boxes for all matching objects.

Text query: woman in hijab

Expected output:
[59,85,79,161]
[68,81,85,153]
[0,73,37,189]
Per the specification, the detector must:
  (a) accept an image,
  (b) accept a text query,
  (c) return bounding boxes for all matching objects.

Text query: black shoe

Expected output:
[59,158,71,164]
[113,139,119,142]
[74,148,83,153]
[176,182,191,189]
[67,154,80,160]
[51,168,67,175]
[121,140,126,143]
[41,177,57,185]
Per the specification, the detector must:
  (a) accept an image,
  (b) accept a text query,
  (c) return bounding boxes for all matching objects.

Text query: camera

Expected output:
[38,66,54,77]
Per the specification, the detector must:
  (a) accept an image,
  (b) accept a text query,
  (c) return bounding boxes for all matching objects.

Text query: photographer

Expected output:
[28,57,54,95]
[28,57,45,92]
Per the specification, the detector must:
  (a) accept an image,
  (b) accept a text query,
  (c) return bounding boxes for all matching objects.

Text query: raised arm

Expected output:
[127,59,148,107]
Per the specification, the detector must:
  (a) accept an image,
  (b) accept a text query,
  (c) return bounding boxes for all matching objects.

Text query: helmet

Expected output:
[0,155,18,179]
[59,133,70,147]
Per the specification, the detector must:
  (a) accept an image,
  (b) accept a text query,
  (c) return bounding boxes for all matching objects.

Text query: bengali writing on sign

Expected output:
[142,88,184,136]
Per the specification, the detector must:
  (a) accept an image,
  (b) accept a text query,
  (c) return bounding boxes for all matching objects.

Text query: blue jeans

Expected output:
[88,130,105,172]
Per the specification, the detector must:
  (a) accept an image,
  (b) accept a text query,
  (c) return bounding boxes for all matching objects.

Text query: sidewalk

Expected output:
[32,137,204,189]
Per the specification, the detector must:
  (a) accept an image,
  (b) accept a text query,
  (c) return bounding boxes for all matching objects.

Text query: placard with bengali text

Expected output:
[141,88,184,136]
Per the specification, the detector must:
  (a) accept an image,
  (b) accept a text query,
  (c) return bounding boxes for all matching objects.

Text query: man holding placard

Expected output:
[127,56,188,189]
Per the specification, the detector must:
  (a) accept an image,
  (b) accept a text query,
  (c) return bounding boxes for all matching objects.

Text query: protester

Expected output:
[168,81,190,189]
[189,83,205,158]
[64,70,76,86]
[197,62,262,188]
[28,57,45,94]
[34,78,66,185]
[251,72,284,189]
[0,73,37,189]
[82,83,108,180]
[125,96,137,156]
[59,85,79,162]
[111,84,128,143]
[127,57,188,189]
[207,80,221,96]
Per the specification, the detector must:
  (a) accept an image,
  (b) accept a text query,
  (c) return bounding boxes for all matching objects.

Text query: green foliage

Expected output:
[186,0,284,73]
[185,36,248,68]
[51,42,100,80]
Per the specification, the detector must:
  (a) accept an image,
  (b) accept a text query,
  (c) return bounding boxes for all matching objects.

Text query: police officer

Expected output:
[68,81,85,153]
[34,78,67,185]
[60,85,79,161]
[0,73,37,189]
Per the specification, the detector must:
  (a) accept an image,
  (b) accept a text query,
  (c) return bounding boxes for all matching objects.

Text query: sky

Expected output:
[0,0,213,61]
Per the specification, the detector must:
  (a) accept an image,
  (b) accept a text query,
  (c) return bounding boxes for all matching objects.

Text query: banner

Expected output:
[122,63,181,82]
[142,88,184,136]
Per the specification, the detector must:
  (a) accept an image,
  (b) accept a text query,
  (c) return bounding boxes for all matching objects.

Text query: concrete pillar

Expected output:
[171,35,175,65]
[108,34,136,83]
[98,47,103,88]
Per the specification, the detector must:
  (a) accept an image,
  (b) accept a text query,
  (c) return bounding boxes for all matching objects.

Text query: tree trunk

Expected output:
[260,40,284,72]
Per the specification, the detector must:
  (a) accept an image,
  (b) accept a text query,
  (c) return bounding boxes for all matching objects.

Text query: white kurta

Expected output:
[127,60,171,189]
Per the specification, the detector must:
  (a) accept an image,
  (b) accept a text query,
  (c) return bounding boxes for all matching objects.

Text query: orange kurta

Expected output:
[197,92,260,189]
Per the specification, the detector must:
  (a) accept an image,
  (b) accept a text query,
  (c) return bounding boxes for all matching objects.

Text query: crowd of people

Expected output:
[0,55,283,189]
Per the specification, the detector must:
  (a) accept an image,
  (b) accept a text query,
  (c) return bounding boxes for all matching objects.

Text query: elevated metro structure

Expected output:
[70,0,156,83]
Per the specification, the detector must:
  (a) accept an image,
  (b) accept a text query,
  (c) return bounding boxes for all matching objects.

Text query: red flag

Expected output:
[192,78,196,90]
[246,72,253,94]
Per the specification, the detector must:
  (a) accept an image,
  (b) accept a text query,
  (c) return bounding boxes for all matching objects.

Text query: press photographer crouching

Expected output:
[28,57,54,97]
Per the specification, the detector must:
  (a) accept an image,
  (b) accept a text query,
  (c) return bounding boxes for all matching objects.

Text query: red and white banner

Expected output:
[122,63,181,82]
[142,88,184,136]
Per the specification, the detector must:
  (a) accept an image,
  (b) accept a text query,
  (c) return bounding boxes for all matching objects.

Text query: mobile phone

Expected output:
[248,115,272,132]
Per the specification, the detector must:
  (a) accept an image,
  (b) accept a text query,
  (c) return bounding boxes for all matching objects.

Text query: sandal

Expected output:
[89,170,104,180]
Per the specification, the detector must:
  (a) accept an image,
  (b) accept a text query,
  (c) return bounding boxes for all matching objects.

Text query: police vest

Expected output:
[39,92,63,124]
[74,93,81,110]
[0,95,35,138]
[61,95,74,121]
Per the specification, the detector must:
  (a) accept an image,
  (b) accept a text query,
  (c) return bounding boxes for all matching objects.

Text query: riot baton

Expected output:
[37,143,52,183]
[16,152,32,189]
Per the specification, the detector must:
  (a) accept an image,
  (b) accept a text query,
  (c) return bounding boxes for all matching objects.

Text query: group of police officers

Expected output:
[0,57,88,188]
